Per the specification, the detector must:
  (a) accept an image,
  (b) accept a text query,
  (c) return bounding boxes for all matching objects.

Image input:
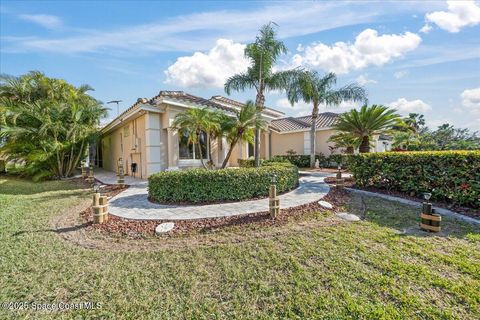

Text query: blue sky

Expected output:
[1,0,480,130]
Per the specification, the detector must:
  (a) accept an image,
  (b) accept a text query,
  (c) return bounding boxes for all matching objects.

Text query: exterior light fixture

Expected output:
[271,174,277,184]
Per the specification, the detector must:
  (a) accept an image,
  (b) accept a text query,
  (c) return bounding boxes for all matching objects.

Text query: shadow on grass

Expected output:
[347,192,480,240]
[11,222,91,237]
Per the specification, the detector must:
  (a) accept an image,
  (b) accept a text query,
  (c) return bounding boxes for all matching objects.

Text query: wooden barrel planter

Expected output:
[92,193,109,224]
[420,208,441,232]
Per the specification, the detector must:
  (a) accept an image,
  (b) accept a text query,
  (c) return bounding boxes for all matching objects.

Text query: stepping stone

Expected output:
[336,212,360,222]
[318,200,333,209]
[155,222,175,234]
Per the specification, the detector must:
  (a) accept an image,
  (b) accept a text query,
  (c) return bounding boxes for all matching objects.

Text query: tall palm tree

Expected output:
[333,105,401,153]
[171,107,219,169]
[286,70,367,167]
[221,101,266,169]
[225,23,295,167]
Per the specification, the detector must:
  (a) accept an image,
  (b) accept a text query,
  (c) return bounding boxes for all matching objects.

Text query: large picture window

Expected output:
[179,130,208,160]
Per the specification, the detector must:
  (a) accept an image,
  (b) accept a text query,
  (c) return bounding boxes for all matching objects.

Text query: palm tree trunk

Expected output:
[221,138,239,169]
[310,103,319,168]
[359,136,370,153]
[254,92,265,168]
[207,134,213,168]
[197,141,208,169]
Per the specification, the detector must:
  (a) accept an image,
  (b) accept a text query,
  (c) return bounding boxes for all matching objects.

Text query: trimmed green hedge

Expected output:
[238,157,290,167]
[148,162,299,203]
[347,151,480,208]
[272,154,348,168]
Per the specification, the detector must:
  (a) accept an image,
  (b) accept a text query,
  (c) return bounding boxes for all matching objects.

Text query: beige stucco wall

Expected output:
[270,129,338,156]
[271,131,304,156]
[314,129,337,156]
[101,114,148,179]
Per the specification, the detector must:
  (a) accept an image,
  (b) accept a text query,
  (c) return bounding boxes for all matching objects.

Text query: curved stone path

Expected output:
[96,170,332,220]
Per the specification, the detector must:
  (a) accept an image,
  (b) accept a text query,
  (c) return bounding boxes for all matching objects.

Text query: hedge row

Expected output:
[237,157,290,167]
[347,151,480,208]
[148,162,299,203]
[268,154,346,168]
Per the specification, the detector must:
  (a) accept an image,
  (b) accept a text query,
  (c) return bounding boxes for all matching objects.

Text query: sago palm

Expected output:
[328,132,362,154]
[224,23,295,167]
[333,104,401,153]
[287,70,366,166]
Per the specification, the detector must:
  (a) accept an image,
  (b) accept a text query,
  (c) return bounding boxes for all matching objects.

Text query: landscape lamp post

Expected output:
[420,192,441,232]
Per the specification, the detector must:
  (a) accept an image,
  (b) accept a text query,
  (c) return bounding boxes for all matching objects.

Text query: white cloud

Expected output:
[419,24,432,33]
[19,14,63,29]
[424,0,480,33]
[461,87,480,109]
[388,98,432,113]
[164,39,249,88]
[355,74,377,85]
[292,29,421,74]
[3,2,434,54]
[394,70,409,79]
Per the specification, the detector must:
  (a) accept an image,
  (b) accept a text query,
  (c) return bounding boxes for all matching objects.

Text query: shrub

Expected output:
[148,162,299,203]
[272,154,340,168]
[238,157,291,167]
[237,157,262,167]
[347,151,480,208]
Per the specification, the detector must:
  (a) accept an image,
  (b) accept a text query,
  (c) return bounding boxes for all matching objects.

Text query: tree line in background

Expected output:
[392,113,480,151]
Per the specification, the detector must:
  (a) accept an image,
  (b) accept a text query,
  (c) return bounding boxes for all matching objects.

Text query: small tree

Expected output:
[333,105,401,153]
[0,72,107,180]
[328,132,362,154]
[171,107,220,169]
[286,70,366,167]
[221,101,266,168]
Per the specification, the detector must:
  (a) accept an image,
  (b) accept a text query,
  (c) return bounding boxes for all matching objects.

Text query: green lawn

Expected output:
[0,176,479,319]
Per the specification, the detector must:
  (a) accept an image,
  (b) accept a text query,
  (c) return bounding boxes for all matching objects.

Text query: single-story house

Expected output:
[98,90,389,178]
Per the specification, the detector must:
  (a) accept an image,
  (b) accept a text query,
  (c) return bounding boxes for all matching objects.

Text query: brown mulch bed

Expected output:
[324,177,479,219]
[80,187,348,239]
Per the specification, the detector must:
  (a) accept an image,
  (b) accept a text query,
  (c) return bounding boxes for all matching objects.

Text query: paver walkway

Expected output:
[95,169,331,220]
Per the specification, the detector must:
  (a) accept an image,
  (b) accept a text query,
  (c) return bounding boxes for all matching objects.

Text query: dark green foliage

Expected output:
[270,154,351,168]
[148,162,299,203]
[347,151,480,208]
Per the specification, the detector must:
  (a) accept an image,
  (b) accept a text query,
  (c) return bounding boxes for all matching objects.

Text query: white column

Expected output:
[303,131,311,155]
[167,128,179,170]
[145,112,162,176]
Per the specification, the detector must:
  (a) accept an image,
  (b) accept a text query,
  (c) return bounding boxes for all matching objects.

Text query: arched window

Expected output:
[179,130,207,159]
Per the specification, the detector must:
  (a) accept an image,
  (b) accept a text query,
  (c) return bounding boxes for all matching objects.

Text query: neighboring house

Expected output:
[99,90,390,178]
[373,134,393,152]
